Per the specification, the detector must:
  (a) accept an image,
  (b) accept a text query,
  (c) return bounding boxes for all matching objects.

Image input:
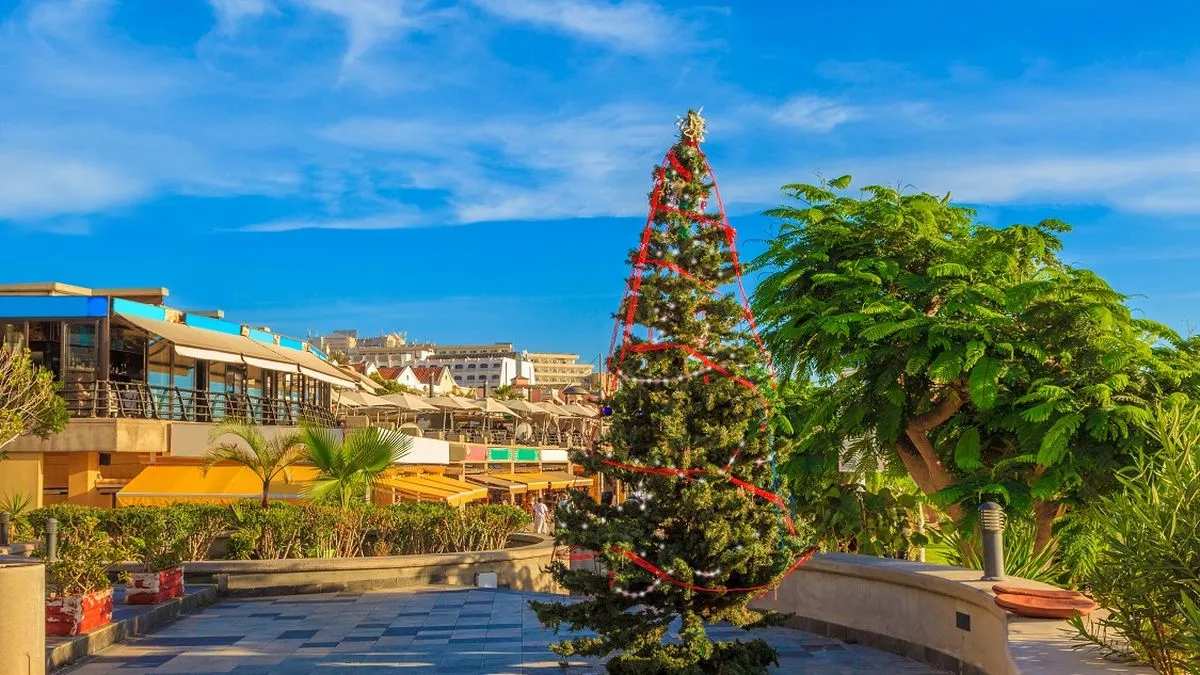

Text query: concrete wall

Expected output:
[0,559,45,675]
[3,419,168,455]
[184,534,558,598]
[0,453,43,509]
[169,422,322,459]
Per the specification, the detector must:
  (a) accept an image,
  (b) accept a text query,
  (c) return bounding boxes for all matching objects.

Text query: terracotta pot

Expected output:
[46,587,114,636]
[125,567,185,605]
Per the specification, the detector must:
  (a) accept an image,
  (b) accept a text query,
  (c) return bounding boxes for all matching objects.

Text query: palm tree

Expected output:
[204,422,304,507]
[299,426,411,508]
[489,384,521,400]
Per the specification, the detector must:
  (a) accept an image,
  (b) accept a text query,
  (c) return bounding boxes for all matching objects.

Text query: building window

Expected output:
[468,364,476,369]
[467,375,475,381]
[493,363,501,368]
[99,452,112,466]
[454,364,463,369]
[491,374,499,380]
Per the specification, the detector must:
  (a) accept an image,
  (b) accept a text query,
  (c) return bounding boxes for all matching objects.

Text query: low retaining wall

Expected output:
[184,534,558,598]
[0,558,45,675]
[750,553,1150,675]
[46,586,217,671]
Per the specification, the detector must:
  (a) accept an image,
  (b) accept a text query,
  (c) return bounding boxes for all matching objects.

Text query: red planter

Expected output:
[46,587,114,636]
[125,567,184,605]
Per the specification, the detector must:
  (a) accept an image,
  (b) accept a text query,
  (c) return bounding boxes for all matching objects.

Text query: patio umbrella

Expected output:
[336,390,399,409]
[425,395,482,431]
[504,399,548,416]
[380,392,438,413]
[475,398,520,417]
[563,403,599,418]
[473,397,521,439]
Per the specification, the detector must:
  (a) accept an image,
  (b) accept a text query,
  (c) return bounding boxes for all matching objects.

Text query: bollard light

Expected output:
[45,517,58,563]
[978,502,1006,581]
[0,511,9,546]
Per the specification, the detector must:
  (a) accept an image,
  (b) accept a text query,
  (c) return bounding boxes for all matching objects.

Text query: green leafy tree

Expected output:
[752,176,1200,549]
[204,422,304,508]
[0,341,68,458]
[533,111,809,674]
[299,426,411,508]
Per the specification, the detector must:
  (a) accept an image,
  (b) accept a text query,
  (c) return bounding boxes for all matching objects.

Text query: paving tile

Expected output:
[65,587,950,674]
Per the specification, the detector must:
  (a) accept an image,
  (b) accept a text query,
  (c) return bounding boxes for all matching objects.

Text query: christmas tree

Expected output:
[532,110,813,674]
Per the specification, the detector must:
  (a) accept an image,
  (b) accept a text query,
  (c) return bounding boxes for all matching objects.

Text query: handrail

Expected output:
[58,380,337,427]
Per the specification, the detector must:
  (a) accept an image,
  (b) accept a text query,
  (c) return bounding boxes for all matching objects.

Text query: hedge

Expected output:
[23,501,532,561]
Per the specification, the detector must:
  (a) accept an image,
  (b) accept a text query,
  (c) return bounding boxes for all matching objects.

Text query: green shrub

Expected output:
[38,510,124,598]
[1070,399,1200,674]
[108,506,188,572]
[163,503,231,561]
[929,514,1064,585]
[27,504,112,540]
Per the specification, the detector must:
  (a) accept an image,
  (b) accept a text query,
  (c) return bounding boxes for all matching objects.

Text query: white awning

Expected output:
[175,345,241,365]
[243,356,300,374]
[301,366,353,387]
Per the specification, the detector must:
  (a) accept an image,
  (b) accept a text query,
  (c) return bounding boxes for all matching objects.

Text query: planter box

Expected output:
[126,567,184,605]
[46,587,114,636]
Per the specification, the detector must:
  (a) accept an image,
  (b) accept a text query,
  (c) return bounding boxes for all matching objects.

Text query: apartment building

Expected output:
[416,355,535,388]
[526,352,594,388]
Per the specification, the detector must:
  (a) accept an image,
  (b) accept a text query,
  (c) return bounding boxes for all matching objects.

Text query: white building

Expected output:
[415,355,535,388]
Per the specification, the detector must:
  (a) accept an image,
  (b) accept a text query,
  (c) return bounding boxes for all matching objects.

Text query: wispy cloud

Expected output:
[771,95,860,132]
[238,208,432,232]
[300,0,431,66]
[207,0,275,33]
[470,0,682,54]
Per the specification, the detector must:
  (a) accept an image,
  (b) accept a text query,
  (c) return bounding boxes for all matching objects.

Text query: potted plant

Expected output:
[117,507,187,604]
[44,528,123,636]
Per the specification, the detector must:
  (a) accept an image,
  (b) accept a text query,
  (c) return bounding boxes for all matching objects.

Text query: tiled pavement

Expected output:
[63,587,947,674]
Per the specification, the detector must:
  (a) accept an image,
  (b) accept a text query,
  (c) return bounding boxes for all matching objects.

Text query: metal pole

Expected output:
[978,502,1006,581]
[0,512,9,546]
[45,517,59,563]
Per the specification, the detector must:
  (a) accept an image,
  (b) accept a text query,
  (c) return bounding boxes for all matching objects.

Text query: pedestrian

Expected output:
[532,498,549,534]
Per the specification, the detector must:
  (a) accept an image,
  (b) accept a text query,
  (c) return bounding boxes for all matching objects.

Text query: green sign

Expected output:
[488,448,512,461]
[515,448,540,462]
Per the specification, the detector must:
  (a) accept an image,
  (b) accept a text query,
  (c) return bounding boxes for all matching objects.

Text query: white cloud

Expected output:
[771,95,860,132]
[208,0,274,33]
[300,0,428,65]
[238,209,430,232]
[471,0,680,54]
[0,151,146,220]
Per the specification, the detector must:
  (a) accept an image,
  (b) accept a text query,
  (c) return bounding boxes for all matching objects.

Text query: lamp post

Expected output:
[979,502,1006,581]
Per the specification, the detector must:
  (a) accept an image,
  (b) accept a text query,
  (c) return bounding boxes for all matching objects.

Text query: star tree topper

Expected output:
[676,107,707,143]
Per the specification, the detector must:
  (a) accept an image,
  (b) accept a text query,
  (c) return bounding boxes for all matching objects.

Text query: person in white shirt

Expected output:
[532,499,549,534]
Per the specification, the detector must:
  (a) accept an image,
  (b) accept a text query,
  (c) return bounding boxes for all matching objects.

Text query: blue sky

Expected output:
[3,0,1200,358]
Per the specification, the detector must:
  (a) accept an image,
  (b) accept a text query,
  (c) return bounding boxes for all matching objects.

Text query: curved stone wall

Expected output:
[749,553,1150,675]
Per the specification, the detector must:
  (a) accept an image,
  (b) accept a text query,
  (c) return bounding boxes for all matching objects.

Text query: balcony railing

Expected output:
[60,380,337,427]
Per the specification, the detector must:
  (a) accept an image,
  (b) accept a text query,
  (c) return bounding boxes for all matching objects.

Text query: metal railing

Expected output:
[59,380,337,427]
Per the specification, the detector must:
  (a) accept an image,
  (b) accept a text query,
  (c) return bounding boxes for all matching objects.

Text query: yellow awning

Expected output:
[116,464,320,506]
[464,473,527,494]
[490,471,576,490]
[376,473,487,507]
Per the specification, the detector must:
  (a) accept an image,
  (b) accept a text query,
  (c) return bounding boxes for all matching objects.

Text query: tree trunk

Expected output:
[262,480,270,508]
[1032,500,1064,553]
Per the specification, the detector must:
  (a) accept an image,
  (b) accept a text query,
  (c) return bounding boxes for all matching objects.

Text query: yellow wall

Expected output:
[0,452,43,509]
